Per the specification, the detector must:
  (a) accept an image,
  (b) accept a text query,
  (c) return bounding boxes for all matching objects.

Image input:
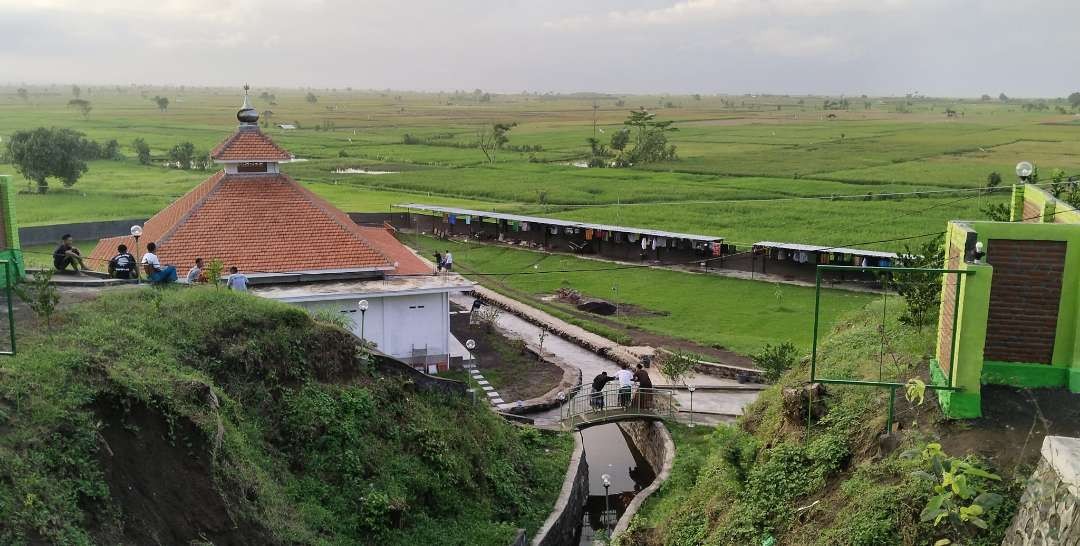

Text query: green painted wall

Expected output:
[1020,184,1080,224]
[0,176,24,288]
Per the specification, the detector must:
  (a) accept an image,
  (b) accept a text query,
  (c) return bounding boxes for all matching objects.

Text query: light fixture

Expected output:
[465,339,476,350]
[357,299,369,312]
[129,225,143,237]
[601,474,611,488]
[1016,161,1034,179]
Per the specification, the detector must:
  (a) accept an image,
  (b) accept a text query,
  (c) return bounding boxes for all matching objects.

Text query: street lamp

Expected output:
[601,474,612,530]
[1016,161,1034,184]
[130,225,143,284]
[465,338,476,362]
[687,385,697,428]
[357,300,369,341]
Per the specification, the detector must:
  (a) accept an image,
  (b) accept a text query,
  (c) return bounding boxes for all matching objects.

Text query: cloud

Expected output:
[749,27,840,57]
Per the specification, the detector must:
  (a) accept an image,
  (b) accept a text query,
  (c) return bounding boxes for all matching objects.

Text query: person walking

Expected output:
[442,250,453,272]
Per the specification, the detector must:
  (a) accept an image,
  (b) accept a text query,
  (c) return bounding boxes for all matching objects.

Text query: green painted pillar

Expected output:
[1009,184,1025,222]
[0,175,25,287]
[934,261,993,419]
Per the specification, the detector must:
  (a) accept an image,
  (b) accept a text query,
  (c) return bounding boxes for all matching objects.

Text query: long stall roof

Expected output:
[396,203,723,242]
[753,241,898,259]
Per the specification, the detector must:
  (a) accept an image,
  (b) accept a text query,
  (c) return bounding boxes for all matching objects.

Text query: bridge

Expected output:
[559,386,676,430]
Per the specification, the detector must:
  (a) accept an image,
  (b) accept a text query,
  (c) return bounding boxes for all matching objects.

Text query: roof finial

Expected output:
[237,84,259,126]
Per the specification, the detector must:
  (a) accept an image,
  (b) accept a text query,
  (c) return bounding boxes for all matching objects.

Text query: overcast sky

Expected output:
[1,0,1076,97]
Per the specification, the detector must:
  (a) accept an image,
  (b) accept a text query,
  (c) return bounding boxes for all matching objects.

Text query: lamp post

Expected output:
[1016,161,1034,184]
[357,299,369,342]
[601,473,612,531]
[130,225,143,284]
[687,385,697,428]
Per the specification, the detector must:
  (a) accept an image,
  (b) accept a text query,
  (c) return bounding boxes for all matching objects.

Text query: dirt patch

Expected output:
[450,308,563,402]
[933,385,1080,474]
[92,396,274,545]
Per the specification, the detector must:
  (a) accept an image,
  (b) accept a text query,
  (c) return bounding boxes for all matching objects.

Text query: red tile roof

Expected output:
[355,226,432,276]
[89,172,416,277]
[210,128,292,162]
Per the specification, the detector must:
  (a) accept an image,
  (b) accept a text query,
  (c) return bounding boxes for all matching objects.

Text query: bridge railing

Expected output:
[560,385,676,429]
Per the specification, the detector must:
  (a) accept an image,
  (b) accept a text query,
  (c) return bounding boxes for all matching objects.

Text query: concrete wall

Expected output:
[1004,435,1080,545]
[1013,184,1080,225]
[18,218,147,246]
[531,434,589,546]
[612,421,675,540]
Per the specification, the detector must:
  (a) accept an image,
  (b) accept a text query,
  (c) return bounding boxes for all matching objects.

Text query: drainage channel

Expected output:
[575,423,655,545]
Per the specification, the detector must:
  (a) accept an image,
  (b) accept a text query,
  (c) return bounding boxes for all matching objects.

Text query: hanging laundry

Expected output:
[464,216,471,225]
[448,214,456,225]
[550,226,558,235]
[628,233,639,243]
[585,229,594,241]
[641,237,648,250]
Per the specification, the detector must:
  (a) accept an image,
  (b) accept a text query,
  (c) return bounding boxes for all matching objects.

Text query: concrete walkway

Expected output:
[452,293,761,428]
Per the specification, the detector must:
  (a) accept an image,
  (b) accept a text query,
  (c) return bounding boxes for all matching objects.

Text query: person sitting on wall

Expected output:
[591,371,615,411]
[107,244,137,280]
[53,234,88,275]
[226,266,248,292]
[141,242,177,284]
[186,257,208,284]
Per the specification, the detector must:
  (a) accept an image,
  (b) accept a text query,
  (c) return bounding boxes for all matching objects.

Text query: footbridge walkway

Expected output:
[559,386,676,430]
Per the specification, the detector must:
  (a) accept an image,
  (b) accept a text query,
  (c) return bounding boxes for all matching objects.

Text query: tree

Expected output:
[985,171,1002,188]
[657,350,695,389]
[153,96,169,112]
[892,235,945,329]
[753,342,799,382]
[981,202,1011,222]
[15,270,61,331]
[6,127,91,193]
[998,93,1008,101]
[305,92,318,104]
[609,128,630,151]
[476,122,516,163]
[585,137,610,168]
[614,108,678,167]
[1049,167,1068,197]
[71,84,80,99]
[1069,92,1080,109]
[67,99,92,120]
[168,141,196,169]
[16,88,28,102]
[980,94,991,101]
[132,138,152,165]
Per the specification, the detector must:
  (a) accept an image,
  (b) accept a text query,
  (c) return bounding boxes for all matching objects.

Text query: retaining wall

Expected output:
[18,218,147,246]
[531,434,589,546]
[612,421,675,539]
[1004,435,1080,545]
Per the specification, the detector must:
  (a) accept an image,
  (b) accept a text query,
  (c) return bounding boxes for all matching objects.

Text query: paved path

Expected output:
[451,293,761,428]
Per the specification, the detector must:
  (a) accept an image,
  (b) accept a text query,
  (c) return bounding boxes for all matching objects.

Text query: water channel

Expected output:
[574,423,655,545]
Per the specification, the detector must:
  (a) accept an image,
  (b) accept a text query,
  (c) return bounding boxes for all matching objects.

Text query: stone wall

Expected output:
[984,239,1067,364]
[17,218,147,246]
[1004,435,1080,545]
[531,434,589,546]
[612,421,675,539]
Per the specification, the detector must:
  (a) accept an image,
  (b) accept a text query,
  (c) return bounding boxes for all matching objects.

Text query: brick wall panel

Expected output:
[984,239,1067,364]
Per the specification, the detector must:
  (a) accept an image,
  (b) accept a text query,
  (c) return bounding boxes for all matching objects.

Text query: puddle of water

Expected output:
[576,423,655,545]
[333,168,398,175]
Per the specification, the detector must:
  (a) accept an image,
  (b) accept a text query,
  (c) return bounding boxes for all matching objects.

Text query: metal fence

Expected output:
[560,385,675,429]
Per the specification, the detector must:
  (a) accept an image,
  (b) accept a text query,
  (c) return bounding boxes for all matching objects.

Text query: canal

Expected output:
[575,423,655,545]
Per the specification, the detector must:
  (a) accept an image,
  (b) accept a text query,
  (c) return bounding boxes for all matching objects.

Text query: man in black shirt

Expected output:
[53,234,87,274]
[590,371,615,411]
[107,244,137,279]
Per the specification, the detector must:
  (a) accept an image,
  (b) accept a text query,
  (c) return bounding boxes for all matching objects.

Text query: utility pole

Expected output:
[592,101,599,140]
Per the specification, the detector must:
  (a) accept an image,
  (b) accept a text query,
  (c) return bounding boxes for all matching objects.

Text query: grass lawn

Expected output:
[411,236,873,355]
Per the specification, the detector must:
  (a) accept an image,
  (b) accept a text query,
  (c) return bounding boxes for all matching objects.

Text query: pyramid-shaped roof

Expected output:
[90,171,399,277]
[210,127,293,162]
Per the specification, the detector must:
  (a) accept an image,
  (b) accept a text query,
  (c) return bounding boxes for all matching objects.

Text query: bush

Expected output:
[753,342,799,382]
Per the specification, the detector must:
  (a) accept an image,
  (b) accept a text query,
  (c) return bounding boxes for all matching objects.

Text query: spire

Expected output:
[237,84,259,126]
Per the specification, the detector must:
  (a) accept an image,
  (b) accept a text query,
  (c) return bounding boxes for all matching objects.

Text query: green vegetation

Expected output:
[623,301,1023,546]
[409,236,872,354]
[0,288,570,545]
[4,88,1075,249]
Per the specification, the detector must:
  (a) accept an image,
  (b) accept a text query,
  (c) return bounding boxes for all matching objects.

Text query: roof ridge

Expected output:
[210,127,292,161]
[287,177,396,267]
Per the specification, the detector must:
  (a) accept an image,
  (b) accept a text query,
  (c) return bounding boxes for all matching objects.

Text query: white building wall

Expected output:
[295,292,449,362]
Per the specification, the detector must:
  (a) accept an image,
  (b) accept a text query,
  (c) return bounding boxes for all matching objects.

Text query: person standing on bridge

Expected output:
[590,371,614,411]
[633,364,653,409]
[616,364,635,408]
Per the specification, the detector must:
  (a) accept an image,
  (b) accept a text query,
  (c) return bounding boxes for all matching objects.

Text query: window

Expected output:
[238,162,268,173]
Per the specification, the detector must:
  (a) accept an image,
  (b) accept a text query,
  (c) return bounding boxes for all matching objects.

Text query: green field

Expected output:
[3,87,1077,253]
[413,236,874,355]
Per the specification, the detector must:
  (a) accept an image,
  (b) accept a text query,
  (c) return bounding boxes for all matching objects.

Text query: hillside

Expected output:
[623,299,1079,546]
[0,287,570,545]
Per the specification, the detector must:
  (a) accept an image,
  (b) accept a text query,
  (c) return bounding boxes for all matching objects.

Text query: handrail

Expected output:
[559,386,675,430]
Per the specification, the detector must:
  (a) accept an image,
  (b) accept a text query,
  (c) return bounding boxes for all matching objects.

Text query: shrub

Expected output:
[753,342,799,382]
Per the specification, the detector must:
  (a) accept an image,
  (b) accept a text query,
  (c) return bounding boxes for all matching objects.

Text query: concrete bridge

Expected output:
[559,386,676,430]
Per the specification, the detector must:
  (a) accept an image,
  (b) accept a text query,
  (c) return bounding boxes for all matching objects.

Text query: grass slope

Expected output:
[0,287,570,545]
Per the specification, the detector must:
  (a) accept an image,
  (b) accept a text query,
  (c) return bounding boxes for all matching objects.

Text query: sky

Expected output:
[0,0,1077,97]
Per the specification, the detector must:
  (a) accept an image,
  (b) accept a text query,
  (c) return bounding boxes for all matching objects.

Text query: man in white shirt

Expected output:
[442,250,453,272]
[186,257,205,284]
[226,266,249,292]
[141,242,177,284]
[616,364,635,407]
